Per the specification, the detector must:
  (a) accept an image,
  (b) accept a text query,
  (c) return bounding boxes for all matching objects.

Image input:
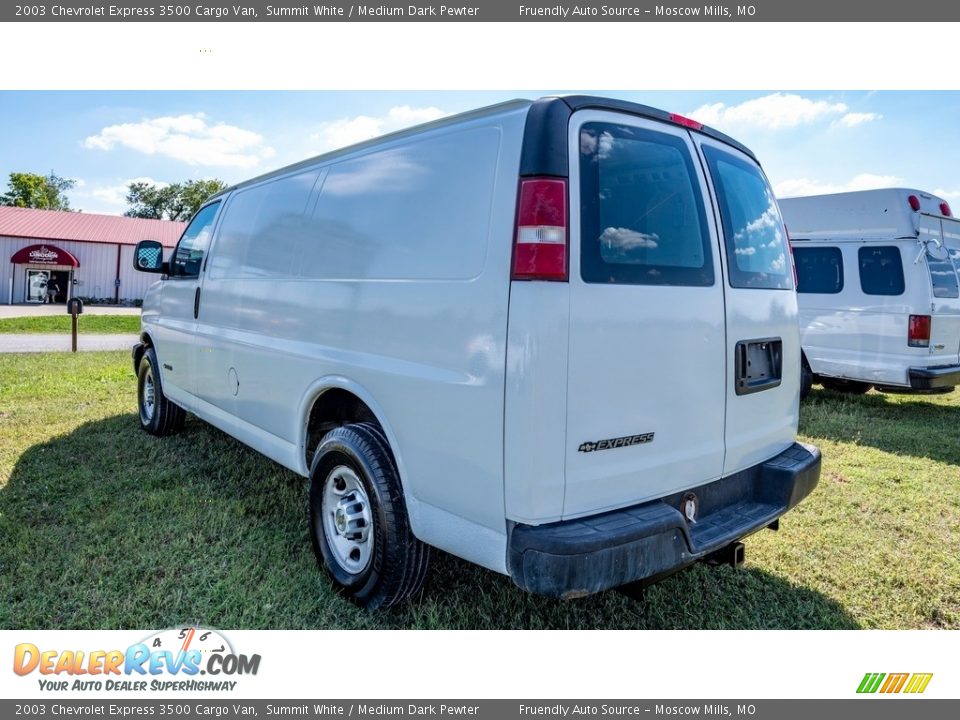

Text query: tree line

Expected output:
[0,171,226,221]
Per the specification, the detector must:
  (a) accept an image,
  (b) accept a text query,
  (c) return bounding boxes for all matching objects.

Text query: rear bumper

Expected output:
[507,442,821,598]
[908,364,960,389]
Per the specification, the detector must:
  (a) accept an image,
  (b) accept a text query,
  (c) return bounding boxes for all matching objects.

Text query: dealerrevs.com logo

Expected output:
[13,626,260,693]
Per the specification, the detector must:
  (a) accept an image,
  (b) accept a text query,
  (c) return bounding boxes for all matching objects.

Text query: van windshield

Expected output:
[702,146,792,290]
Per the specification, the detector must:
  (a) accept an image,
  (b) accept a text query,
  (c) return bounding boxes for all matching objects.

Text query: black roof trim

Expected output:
[519,95,758,178]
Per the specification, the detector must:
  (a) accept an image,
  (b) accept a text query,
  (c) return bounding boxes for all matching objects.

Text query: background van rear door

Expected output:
[695,137,799,475]
[563,111,727,519]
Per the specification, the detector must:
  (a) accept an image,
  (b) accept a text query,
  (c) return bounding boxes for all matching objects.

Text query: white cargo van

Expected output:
[780,189,960,398]
[131,96,820,608]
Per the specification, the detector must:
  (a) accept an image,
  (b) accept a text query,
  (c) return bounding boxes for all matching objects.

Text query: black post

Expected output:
[71,314,78,352]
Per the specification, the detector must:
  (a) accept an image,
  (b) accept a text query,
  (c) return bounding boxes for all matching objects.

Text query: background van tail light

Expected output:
[908,314,931,348]
[512,177,568,281]
[940,201,952,217]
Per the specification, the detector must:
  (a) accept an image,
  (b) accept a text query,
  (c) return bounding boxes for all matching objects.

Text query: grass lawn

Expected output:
[0,351,957,630]
[0,315,139,334]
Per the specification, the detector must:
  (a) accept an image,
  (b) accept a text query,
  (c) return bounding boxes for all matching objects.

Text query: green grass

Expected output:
[0,352,958,629]
[0,315,139,334]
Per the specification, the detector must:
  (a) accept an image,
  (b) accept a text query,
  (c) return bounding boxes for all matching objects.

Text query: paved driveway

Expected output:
[0,334,138,353]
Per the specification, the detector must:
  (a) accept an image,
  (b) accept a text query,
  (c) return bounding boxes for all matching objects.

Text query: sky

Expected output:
[1,90,958,216]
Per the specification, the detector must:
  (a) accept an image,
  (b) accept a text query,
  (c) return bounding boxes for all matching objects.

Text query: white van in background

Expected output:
[781,189,960,398]
[131,96,820,609]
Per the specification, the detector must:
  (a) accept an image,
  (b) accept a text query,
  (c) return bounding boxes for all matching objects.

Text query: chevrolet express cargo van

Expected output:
[131,96,821,609]
[780,189,960,398]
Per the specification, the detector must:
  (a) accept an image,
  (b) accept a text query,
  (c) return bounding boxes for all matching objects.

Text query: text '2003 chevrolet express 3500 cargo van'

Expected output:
[131,96,821,609]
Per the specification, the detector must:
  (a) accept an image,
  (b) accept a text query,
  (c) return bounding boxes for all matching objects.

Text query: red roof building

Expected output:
[0,206,187,304]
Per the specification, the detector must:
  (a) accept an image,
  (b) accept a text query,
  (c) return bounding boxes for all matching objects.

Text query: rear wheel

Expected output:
[137,346,185,436]
[820,377,871,395]
[308,422,430,610]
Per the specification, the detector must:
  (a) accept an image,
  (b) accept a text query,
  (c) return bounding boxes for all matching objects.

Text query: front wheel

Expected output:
[137,346,185,436]
[308,423,430,610]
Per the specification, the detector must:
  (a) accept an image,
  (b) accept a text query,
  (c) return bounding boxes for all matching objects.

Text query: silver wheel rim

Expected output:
[142,369,156,422]
[321,465,374,575]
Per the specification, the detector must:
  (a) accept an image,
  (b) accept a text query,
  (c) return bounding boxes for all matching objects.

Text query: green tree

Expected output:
[0,171,76,210]
[125,178,227,221]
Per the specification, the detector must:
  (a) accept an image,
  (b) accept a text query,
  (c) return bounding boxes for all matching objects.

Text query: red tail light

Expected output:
[668,112,704,131]
[941,201,952,217]
[908,194,922,211]
[512,177,568,281]
[908,314,931,348]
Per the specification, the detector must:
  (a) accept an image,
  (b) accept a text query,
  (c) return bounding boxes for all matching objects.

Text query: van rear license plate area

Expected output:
[735,338,783,395]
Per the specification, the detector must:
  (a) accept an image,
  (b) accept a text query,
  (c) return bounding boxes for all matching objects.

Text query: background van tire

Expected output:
[308,422,430,610]
[800,355,813,400]
[820,377,871,395]
[137,346,186,436]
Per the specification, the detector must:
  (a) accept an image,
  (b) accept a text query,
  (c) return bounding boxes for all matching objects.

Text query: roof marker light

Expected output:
[940,202,952,217]
[908,195,922,211]
[668,113,704,131]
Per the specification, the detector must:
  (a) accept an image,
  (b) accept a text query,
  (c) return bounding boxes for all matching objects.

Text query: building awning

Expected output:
[10,243,80,267]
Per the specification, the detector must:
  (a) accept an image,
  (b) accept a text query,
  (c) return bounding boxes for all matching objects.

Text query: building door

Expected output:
[25,270,49,303]
[46,270,70,303]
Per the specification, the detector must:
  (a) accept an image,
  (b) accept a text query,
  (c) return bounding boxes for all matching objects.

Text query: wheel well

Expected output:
[304,389,381,468]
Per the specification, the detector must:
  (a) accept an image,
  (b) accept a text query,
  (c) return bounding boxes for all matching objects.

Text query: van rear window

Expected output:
[794,246,843,294]
[702,146,792,290]
[927,251,960,299]
[859,246,905,296]
[579,122,713,286]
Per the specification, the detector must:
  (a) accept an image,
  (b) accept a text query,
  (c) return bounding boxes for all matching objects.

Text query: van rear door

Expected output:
[562,111,727,518]
[695,137,799,475]
[921,213,960,367]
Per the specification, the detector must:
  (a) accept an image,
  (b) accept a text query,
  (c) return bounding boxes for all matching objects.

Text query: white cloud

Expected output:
[84,113,275,168]
[689,93,848,130]
[836,112,882,128]
[934,188,960,201]
[86,177,168,207]
[600,227,659,251]
[774,173,904,198]
[310,106,448,151]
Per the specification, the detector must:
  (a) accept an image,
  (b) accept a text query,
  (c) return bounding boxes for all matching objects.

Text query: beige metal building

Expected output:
[0,206,185,305]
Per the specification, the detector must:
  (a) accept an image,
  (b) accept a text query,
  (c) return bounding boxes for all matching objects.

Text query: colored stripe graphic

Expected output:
[857,672,932,694]
[904,673,933,694]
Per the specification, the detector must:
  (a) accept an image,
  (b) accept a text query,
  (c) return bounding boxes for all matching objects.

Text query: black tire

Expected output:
[308,422,430,610]
[820,377,872,394]
[799,355,813,400]
[137,346,186,436]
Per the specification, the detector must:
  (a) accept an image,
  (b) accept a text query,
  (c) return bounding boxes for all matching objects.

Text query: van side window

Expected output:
[170,201,220,279]
[927,252,960,299]
[702,146,791,290]
[579,122,713,286]
[794,246,843,294]
[858,246,905,296]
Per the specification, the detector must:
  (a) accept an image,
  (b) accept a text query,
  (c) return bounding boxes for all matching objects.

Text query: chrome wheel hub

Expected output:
[142,371,156,421]
[321,465,373,575]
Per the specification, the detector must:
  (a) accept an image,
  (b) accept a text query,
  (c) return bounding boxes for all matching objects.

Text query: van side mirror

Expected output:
[133,240,168,274]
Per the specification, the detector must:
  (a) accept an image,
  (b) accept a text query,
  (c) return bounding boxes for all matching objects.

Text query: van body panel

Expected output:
[694,136,799,477]
[562,110,728,518]
[187,108,527,555]
[503,282,570,525]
